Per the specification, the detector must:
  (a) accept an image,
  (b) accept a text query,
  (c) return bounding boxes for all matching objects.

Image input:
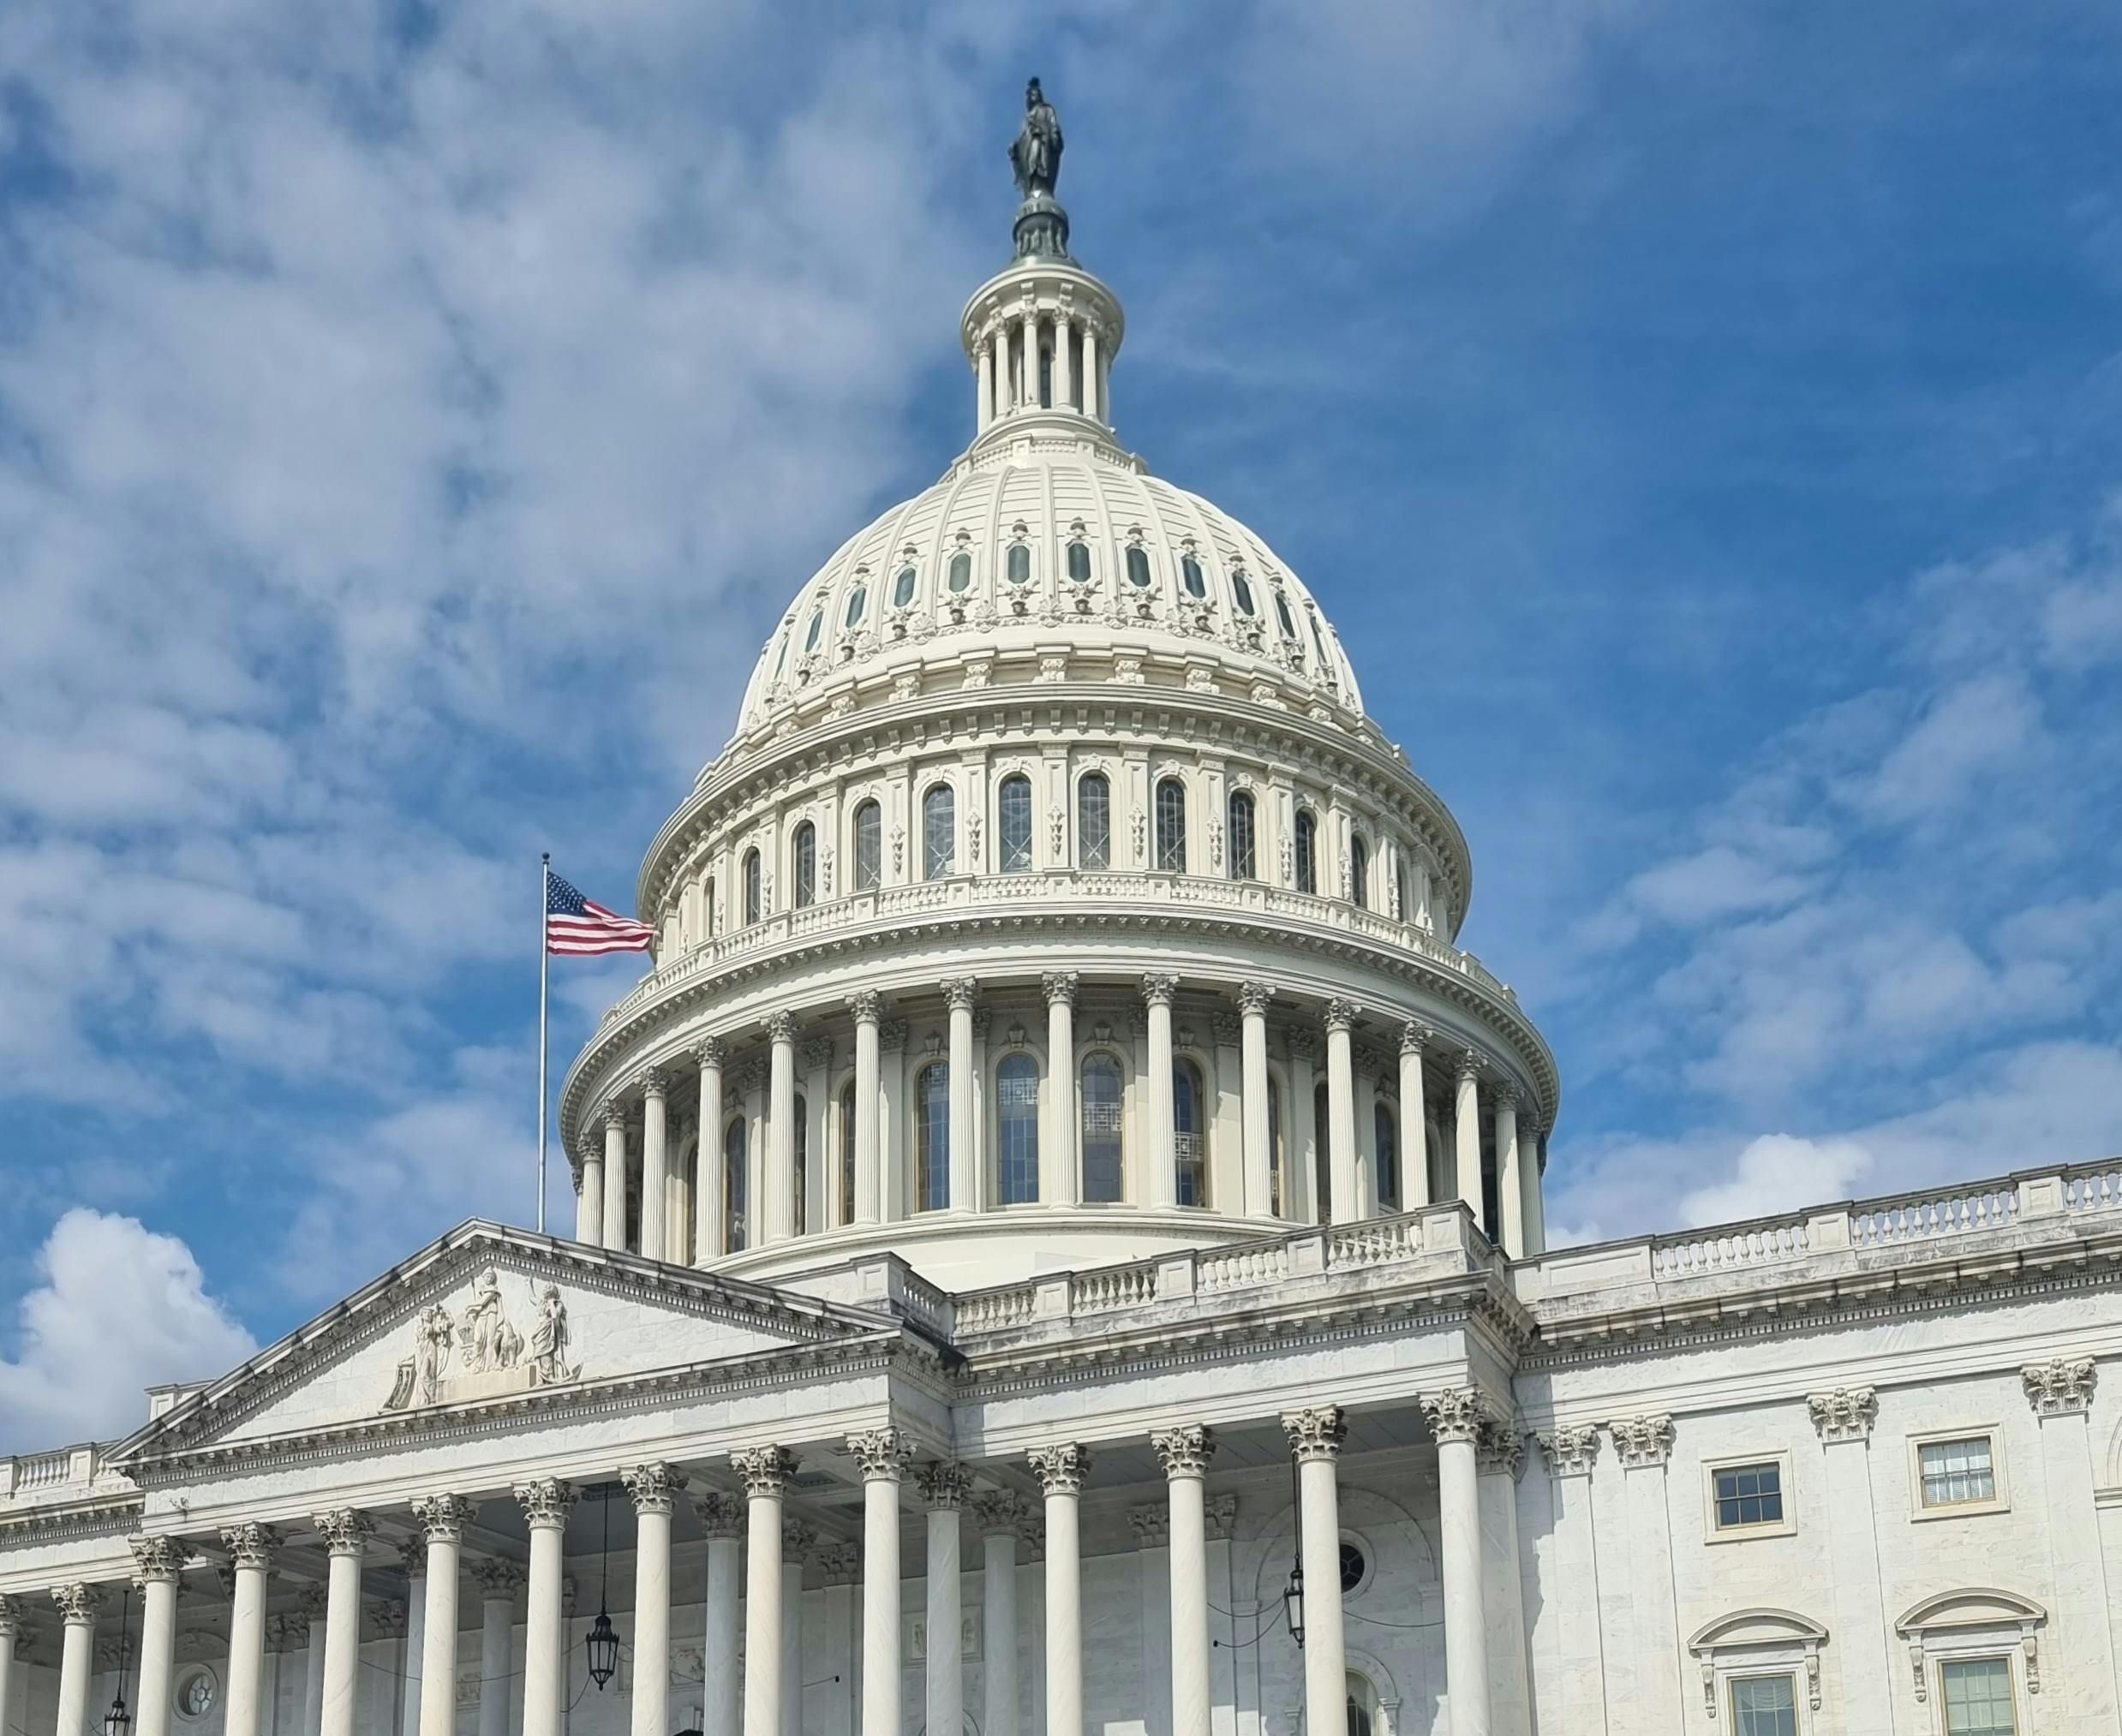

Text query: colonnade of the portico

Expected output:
[3,1395,1522,1736]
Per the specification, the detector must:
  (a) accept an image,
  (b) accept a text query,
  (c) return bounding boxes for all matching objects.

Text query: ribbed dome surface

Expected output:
[737,429,1364,724]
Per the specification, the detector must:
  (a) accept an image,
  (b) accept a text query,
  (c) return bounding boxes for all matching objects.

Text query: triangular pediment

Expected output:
[111,1222,900,1465]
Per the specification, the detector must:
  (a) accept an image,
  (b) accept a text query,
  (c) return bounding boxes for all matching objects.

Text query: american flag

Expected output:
[546,871,655,956]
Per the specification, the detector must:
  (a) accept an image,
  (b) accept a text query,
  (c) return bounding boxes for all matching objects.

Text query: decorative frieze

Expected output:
[1534,1427,1599,1478]
[385,1268,580,1411]
[1281,1405,1348,1462]
[2023,1357,2095,1417]
[1607,1415,1677,1469]
[1027,1441,1092,1494]
[1807,1387,1878,1443]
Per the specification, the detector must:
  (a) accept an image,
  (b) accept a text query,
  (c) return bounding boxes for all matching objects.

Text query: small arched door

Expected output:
[1346,1672,1381,1736]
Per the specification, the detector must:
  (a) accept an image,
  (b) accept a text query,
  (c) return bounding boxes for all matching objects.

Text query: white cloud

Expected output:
[1678,1134,1871,1228]
[0,1210,256,1453]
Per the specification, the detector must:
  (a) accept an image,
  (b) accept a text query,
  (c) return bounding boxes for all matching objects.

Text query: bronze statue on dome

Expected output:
[1010,78,1063,198]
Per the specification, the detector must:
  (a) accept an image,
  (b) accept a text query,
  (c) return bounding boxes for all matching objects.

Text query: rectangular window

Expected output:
[1730,1674,1798,1736]
[1713,1462,1784,1531]
[1920,1437,1997,1508]
[1078,776,1111,869]
[1940,1658,2016,1735]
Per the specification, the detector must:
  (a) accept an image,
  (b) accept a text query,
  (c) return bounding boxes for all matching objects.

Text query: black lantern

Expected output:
[585,1484,622,1691]
[1282,1560,1306,1649]
[104,1587,134,1736]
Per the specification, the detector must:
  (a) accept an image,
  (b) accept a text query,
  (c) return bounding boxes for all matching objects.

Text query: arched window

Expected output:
[839,1079,857,1226]
[1065,540,1091,582]
[998,774,1034,872]
[1125,545,1151,588]
[1395,859,1408,922]
[742,848,762,925]
[996,1053,1039,1205]
[1275,588,1298,639]
[774,633,791,677]
[1374,1102,1399,1211]
[1081,1054,1124,1202]
[723,1117,748,1252]
[705,875,716,938]
[1228,789,1257,880]
[803,608,824,653]
[1181,553,1207,598]
[853,800,882,891]
[1008,544,1033,586]
[923,784,955,880]
[1077,773,1112,869]
[894,564,919,606]
[1314,1079,1331,1221]
[1309,611,1330,667]
[1155,777,1187,873]
[843,585,868,629]
[1349,834,1369,909]
[792,1094,809,1233]
[1268,1075,1284,1216]
[1294,809,1318,895]
[1231,569,1257,617]
[915,1064,950,1212]
[792,821,816,909]
[1174,1059,1207,1207]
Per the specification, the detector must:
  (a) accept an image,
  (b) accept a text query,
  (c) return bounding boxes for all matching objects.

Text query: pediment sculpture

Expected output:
[384,1268,582,1411]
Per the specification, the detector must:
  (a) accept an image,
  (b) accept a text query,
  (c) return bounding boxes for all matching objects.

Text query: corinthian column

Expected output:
[1239,984,1274,1216]
[641,1068,670,1261]
[917,1465,970,1736]
[51,1584,99,1736]
[469,1560,523,1736]
[847,994,883,1224]
[1042,974,1079,1206]
[733,1447,797,1736]
[1280,1410,1348,1736]
[1454,1053,1485,1233]
[220,1524,279,1736]
[129,1537,184,1736]
[312,1510,374,1736]
[1323,1002,1359,1223]
[0,1597,21,1736]
[767,1015,798,1242]
[410,1498,475,1736]
[578,1136,606,1245]
[848,1429,910,1736]
[1420,1390,1492,1736]
[1151,1428,1216,1736]
[1494,1089,1522,1257]
[694,1038,727,1261]
[1398,1024,1432,1208]
[513,1478,576,1736]
[602,1101,630,1253]
[971,1495,1025,1736]
[625,1465,684,1736]
[942,979,978,1212]
[1028,1444,1091,1736]
[1143,974,1179,1208]
[691,1494,745,1736]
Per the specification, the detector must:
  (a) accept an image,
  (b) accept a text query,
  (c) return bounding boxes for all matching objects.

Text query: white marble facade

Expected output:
[7,94,2119,1736]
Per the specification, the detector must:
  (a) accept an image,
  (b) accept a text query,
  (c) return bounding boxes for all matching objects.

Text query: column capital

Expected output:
[512,1477,576,1531]
[916,1462,972,1511]
[692,1035,726,1069]
[1285,1029,1319,1065]
[969,1491,1031,1538]
[846,1428,912,1482]
[603,1099,629,1134]
[1280,1405,1347,1463]
[0,1595,22,1635]
[846,990,884,1025]
[468,1559,525,1601]
[129,1535,186,1585]
[732,1445,798,1498]
[2023,1356,2096,1417]
[1534,1426,1599,1477]
[1140,972,1179,1008]
[397,1534,428,1576]
[880,1017,909,1052]
[1606,1414,1677,1469]
[690,1492,746,1539]
[411,1493,478,1544]
[366,1597,408,1640]
[51,1584,100,1626]
[1417,1388,1488,1447]
[638,1066,667,1101]
[816,1541,862,1585]
[765,1011,798,1046]
[220,1522,282,1571]
[1126,1506,1169,1548]
[1456,1047,1485,1085]
[941,977,979,1012]
[1323,999,1357,1035]
[1474,1418,1526,1481]
[1807,1387,1878,1443]
[1040,971,1080,1008]
[780,1518,817,1564]
[1399,1020,1432,1056]
[801,1035,834,1072]
[1204,1493,1240,1541]
[622,1462,687,1515]
[1237,981,1273,1017]
[1150,1424,1216,1481]
[1026,1441,1092,1495]
[1492,1083,1521,1113]
[313,1508,375,1557]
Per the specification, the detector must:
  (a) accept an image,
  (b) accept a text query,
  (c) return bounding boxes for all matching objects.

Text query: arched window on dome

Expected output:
[723,1117,748,1252]
[951,552,975,593]
[1227,789,1258,880]
[998,774,1034,873]
[996,1053,1039,1204]
[792,1093,809,1233]
[1008,544,1033,586]
[1077,773,1112,869]
[1374,1101,1400,1212]
[843,584,868,629]
[1064,540,1090,583]
[742,848,762,925]
[1314,1080,1331,1222]
[1274,588,1298,640]
[803,608,824,653]
[792,821,816,909]
[1155,777,1188,873]
[853,800,882,891]
[773,632,792,678]
[923,784,955,880]
[1309,611,1330,668]
[1294,808,1318,895]
[1231,569,1258,617]
[915,1063,949,1213]
[894,564,919,607]
[1080,1053,1124,1202]
[838,1078,857,1226]
[1395,856,1408,922]
[1125,545,1152,588]
[1268,1073,1285,1216]
[1181,553,1207,599]
[1174,1059,1207,1207]
[1349,834,1369,910]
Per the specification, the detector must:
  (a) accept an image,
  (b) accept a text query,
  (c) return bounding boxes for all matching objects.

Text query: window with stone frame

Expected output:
[1373,1101,1399,1210]
[1155,776,1187,872]
[915,1063,950,1212]
[998,774,1034,873]
[1228,788,1258,880]
[838,1079,857,1225]
[743,848,762,925]
[1710,1460,1786,1533]
[792,1093,808,1232]
[996,1053,1040,1204]
[723,1118,748,1251]
[853,800,882,891]
[792,821,816,908]
[1918,1435,1998,1510]
[1173,1059,1207,1206]
[1078,773,1112,868]
[1080,1053,1124,1202]
[1729,1675,1798,1736]
[1940,1659,2017,1735]
[923,783,955,880]
[1294,808,1318,894]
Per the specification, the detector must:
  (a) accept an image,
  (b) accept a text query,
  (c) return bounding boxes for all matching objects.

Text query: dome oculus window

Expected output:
[894,564,919,606]
[1064,540,1091,583]
[949,552,974,593]
[843,585,868,629]
[1077,773,1112,869]
[923,784,956,880]
[1155,777,1188,873]
[1125,544,1151,588]
[1231,569,1258,617]
[1181,552,1207,599]
[999,774,1034,872]
[853,799,882,891]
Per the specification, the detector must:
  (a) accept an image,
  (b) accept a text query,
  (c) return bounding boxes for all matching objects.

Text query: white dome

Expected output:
[737,427,1365,729]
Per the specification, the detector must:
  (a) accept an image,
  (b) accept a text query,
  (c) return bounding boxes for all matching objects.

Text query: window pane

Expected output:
[1713,1464,1784,1529]
[1275,589,1297,638]
[1350,836,1368,908]
[1228,791,1257,880]
[854,802,882,891]
[916,1065,950,1212]
[1374,1103,1398,1209]
[1174,1061,1205,1206]
[1314,1080,1330,1218]
[839,1082,857,1225]
[1268,1076,1283,1215]
[1232,569,1256,616]
[744,850,762,924]
[804,608,823,652]
[997,1053,1040,1205]
[1920,1437,1997,1506]
[1730,1675,1797,1736]
[1295,810,1318,894]
[724,1119,748,1252]
[952,552,975,593]
[1126,545,1151,588]
[1066,541,1091,582]
[1009,544,1033,585]
[793,823,816,908]
[924,785,955,880]
[844,586,867,629]
[792,1094,808,1233]
[1940,1659,2016,1736]
[1000,775,1034,873]
[1181,554,1206,597]
[1078,774,1111,868]
[1156,779,1187,873]
[1081,1055,1124,1202]
[894,565,919,606]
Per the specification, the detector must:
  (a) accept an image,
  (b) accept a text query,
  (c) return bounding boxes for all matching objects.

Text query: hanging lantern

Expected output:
[105,1586,135,1736]
[585,1483,623,1691]
[1282,1560,1306,1649]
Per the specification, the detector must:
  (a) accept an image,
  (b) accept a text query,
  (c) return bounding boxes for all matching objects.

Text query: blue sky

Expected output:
[3,0,2119,1448]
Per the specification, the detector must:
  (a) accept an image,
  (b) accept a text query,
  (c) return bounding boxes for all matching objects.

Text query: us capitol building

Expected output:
[5,83,2119,1736]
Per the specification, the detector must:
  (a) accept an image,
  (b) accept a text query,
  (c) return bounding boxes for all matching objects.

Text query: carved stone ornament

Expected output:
[130,1534,187,1584]
[469,1559,526,1600]
[221,1523,281,1572]
[1807,1387,1878,1443]
[1127,1506,1169,1548]
[1535,1426,1599,1478]
[1608,1414,1677,1469]
[780,1519,817,1564]
[692,1035,726,1069]
[732,1445,798,1498]
[879,1019,909,1052]
[384,1269,580,1412]
[1281,1406,1348,1463]
[846,990,883,1025]
[513,1478,577,1531]
[2023,1357,2096,1417]
[1041,970,1080,1007]
[623,1463,687,1516]
[313,1509,375,1557]
[1476,1419,1527,1481]
[409,1493,477,1545]
[1239,981,1273,1017]
[766,1011,798,1046]
[366,1599,408,1640]
[1418,1388,1488,1447]
[1324,998,1357,1035]
[1151,1423,1216,1480]
[1027,1441,1092,1494]
[917,1461,972,1510]
[691,1492,746,1539]
[817,1542,862,1585]
[970,1491,1030,1537]
[1140,972,1178,1007]
[942,977,980,1012]
[1204,1494,1240,1541]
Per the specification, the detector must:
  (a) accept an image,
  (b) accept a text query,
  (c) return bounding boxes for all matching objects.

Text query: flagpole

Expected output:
[537,850,551,1236]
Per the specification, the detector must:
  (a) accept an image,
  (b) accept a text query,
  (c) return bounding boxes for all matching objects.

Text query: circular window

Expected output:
[173,1665,218,1723]
[1337,1539,1367,1596]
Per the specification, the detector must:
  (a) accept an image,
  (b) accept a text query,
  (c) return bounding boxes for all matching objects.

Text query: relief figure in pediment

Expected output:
[457,1268,523,1373]
[527,1284,579,1386]
[415,1304,455,1403]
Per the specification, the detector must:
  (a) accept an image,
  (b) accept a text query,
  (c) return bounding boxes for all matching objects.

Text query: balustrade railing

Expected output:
[1651,1220,1809,1279]
[1850,1184,2017,1247]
